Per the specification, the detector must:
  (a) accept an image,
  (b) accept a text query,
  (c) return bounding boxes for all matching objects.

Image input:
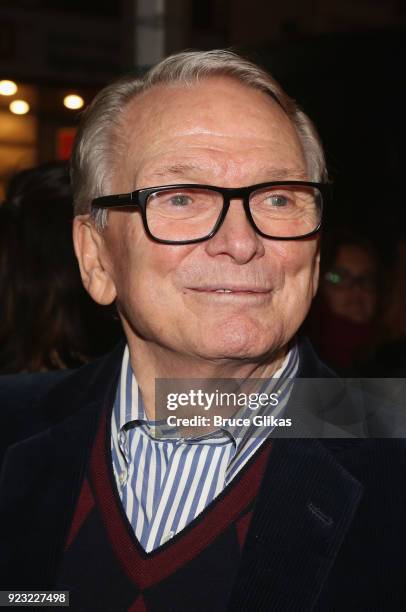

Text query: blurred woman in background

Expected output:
[0,162,122,374]
[305,228,382,374]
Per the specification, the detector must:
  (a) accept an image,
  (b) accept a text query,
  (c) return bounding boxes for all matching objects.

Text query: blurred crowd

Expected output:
[0,162,405,377]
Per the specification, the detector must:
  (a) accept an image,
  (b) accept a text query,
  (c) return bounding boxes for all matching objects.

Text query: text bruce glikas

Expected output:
[166,414,292,428]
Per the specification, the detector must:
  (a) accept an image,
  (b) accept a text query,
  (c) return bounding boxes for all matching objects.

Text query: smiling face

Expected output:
[76,76,320,370]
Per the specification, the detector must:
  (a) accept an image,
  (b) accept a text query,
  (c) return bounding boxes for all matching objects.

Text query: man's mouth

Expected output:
[189,285,272,294]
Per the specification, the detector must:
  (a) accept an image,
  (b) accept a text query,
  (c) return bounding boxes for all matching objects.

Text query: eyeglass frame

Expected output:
[91,180,328,245]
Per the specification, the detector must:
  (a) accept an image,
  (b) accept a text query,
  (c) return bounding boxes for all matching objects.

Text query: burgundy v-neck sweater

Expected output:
[56,408,271,611]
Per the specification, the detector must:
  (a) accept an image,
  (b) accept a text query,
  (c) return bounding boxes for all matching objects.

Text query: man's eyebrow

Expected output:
[263,168,308,181]
[153,164,201,179]
[151,164,308,182]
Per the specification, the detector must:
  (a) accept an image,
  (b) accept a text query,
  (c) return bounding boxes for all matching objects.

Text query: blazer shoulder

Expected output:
[0,369,74,420]
[0,344,125,465]
[0,369,76,458]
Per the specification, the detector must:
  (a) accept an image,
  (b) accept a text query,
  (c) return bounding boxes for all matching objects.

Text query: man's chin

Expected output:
[192,337,277,363]
[186,317,280,360]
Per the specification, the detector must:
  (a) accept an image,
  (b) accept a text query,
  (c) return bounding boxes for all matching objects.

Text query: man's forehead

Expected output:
[116,77,306,189]
[121,76,290,136]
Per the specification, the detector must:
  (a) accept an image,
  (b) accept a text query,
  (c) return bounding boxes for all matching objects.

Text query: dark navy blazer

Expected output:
[0,338,406,611]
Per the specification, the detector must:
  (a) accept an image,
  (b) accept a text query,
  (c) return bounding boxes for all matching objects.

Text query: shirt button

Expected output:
[119,431,126,445]
[118,470,128,486]
[162,530,174,544]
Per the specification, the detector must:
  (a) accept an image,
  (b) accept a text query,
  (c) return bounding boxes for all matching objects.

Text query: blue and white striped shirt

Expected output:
[111,344,299,552]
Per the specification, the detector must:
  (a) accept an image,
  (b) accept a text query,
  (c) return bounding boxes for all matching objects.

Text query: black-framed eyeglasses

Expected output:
[91,181,327,245]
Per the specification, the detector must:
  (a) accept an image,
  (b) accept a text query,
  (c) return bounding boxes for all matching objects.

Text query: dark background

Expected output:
[0,0,404,261]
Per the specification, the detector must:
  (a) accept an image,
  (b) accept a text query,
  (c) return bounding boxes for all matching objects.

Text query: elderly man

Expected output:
[1,50,405,611]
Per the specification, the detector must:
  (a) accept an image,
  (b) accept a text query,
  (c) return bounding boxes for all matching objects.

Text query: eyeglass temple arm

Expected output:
[92,192,134,209]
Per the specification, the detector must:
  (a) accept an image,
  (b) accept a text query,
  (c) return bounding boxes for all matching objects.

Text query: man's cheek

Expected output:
[272,242,308,272]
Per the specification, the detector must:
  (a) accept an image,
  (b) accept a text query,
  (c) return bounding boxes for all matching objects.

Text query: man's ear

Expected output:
[73,215,117,305]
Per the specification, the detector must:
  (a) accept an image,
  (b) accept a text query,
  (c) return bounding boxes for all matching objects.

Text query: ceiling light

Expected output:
[9,99,30,115]
[63,94,84,110]
[0,80,17,96]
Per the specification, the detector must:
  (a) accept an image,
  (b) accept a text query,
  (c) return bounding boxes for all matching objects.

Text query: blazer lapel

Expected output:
[229,339,363,612]
[229,338,364,611]
[229,437,363,611]
[0,344,124,588]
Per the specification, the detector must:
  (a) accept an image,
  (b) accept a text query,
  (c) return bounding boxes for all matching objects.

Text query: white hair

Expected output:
[71,49,327,230]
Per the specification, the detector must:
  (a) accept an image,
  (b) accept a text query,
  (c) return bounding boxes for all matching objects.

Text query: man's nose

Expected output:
[205,198,265,264]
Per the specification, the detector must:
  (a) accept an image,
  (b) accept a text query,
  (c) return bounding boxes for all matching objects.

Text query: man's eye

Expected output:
[266,194,289,207]
[168,194,192,206]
